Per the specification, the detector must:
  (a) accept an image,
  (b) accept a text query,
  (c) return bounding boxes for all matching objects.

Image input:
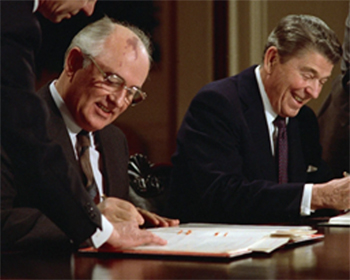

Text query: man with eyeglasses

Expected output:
[1,16,179,251]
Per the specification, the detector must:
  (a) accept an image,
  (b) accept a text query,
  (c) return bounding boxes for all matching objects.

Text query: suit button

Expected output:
[85,203,96,217]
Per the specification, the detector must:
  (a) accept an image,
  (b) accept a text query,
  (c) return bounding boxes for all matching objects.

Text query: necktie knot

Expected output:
[273,116,286,129]
[77,130,91,152]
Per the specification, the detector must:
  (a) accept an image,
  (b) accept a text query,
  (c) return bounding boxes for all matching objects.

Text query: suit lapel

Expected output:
[94,129,128,198]
[237,67,277,181]
[37,84,81,173]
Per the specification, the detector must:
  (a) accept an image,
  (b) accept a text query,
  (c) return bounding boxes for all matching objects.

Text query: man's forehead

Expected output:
[292,50,333,72]
[107,27,141,55]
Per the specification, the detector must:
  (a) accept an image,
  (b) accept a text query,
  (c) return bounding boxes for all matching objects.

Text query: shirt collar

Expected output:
[254,65,277,124]
[254,66,289,124]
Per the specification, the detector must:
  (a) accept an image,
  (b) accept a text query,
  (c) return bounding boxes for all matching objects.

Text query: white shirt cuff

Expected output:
[33,0,39,12]
[300,183,314,216]
[90,215,113,248]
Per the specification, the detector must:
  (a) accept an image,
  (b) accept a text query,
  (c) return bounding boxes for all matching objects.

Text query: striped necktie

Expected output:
[77,130,100,204]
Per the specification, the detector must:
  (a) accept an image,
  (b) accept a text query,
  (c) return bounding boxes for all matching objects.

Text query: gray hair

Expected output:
[263,14,342,64]
[65,16,152,67]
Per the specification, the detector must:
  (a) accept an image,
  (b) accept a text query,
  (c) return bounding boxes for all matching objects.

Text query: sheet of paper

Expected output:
[180,223,312,231]
[133,227,271,254]
[327,211,350,226]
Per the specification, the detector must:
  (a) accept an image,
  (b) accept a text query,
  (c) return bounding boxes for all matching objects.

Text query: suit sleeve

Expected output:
[1,147,70,251]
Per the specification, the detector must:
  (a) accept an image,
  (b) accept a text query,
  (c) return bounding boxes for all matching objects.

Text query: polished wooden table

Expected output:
[1,226,349,279]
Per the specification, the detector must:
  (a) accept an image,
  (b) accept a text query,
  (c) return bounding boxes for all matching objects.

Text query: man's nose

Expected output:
[306,80,322,99]
[109,88,131,108]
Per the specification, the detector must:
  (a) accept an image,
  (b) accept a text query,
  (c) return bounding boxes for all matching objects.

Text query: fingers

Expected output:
[99,197,144,225]
[105,221,167,250]
[151,216,180,227]
[137,208,180,227]
[99,197,179,228]
[137,208,160,226]
[164,218,180,227]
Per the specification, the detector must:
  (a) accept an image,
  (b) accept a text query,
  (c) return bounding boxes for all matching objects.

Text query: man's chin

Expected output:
[283,109,300,118]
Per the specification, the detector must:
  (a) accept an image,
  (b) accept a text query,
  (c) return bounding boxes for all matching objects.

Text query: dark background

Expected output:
[36,0,159,78]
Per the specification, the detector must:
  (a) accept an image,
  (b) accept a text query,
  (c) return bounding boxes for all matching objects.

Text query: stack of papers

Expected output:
[80,223,323,259]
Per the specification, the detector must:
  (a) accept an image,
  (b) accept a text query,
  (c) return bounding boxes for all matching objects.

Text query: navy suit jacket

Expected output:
[1,84,130,250]
[167,65,332,224]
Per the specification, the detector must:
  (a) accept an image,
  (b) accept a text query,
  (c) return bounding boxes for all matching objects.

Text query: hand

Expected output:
[97,197,144,225]
[312,176,350,210]
[102,221,167,250]
[136,207,180,227]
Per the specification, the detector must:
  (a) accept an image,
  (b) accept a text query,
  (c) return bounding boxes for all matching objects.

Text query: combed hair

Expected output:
[64,16,153,67]
[263,14,342,64]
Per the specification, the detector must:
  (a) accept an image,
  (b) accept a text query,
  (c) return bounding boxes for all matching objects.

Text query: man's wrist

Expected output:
[300,183,314,216]
[90,215,114,248]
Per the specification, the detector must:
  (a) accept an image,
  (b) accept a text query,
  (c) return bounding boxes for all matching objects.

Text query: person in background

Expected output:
[318,10,349,178]
[1,0,165,251]
[166,14,350,224]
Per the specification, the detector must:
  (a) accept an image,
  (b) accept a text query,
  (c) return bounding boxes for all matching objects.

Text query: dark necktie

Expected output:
[77,130,100,204]
[274,116,288,184]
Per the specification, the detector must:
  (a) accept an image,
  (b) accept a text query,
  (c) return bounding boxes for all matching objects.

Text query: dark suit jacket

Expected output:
[1,83,130,250]
[167,65,332,224]
[318,72,349,178]
[1,1,101,249]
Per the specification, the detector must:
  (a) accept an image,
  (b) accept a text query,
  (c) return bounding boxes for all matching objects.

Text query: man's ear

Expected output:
[263,46,279,74]
[65,47,84,76]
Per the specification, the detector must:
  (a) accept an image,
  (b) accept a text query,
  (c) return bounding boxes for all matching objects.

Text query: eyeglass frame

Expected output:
[83,53,147,106]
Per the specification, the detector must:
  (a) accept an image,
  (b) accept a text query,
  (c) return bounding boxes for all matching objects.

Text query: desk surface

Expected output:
[1,226,349,279]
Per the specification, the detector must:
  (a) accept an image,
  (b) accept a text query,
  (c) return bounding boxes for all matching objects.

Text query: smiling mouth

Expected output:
[97,103,111,113]
[293,94,303,103]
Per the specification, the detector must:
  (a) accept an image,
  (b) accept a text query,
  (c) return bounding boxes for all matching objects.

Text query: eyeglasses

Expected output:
[84,54,147,106]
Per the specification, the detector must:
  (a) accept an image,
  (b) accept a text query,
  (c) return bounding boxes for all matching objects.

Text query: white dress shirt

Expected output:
[50,81,113,248]
[254,66,313,216]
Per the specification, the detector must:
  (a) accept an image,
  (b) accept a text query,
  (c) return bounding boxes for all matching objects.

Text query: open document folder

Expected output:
[79,224,323,259]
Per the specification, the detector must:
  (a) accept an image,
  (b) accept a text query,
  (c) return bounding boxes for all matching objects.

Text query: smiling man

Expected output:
[166,15,350,224]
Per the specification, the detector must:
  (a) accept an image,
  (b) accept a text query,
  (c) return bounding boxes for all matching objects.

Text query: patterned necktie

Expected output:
[77,130,100,204]
[274,116,288,184]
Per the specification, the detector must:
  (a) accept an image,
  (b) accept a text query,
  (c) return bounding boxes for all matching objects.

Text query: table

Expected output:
[1,226,349,279]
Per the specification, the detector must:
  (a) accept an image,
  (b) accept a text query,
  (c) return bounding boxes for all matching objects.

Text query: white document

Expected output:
[80,223,323,259]
[326,211,350,226]
[127,224,320,257]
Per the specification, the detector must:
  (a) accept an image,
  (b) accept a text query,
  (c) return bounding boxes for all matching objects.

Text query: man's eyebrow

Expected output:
[300,66,317,75]
[300,66,331,79]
